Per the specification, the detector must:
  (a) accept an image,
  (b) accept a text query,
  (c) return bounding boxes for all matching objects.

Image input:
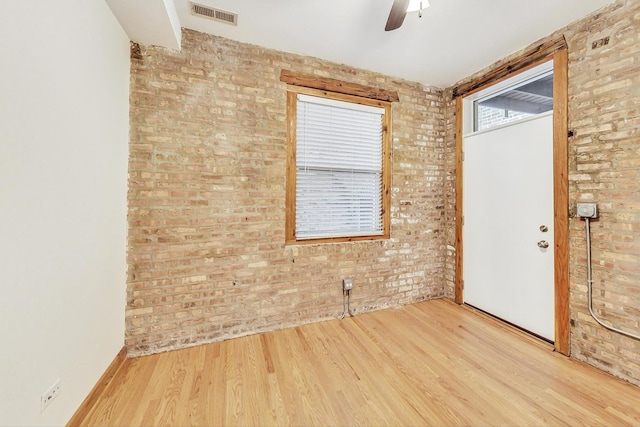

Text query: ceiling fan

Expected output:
[385,0,430,31]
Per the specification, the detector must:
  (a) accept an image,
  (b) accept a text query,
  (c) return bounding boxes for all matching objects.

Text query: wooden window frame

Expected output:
[285,86,392,245]
[280,71,398,246]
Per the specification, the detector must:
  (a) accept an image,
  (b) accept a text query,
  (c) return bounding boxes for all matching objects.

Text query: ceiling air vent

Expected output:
[191,3,238,26]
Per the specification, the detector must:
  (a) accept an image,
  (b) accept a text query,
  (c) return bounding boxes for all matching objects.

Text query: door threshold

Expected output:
[464,303,555,346]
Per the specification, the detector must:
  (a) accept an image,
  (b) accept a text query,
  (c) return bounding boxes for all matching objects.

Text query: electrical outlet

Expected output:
[577,203,598,219]
[41,379,61,412]
[343,278,353,291]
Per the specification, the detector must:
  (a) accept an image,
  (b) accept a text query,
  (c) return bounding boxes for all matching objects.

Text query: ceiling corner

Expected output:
[105,0,181,51]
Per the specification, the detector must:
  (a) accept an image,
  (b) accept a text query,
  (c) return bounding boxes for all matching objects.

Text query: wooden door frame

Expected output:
[454,48,570,355]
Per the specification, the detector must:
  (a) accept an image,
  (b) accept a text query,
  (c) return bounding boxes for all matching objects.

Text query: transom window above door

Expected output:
[473,71,554,132]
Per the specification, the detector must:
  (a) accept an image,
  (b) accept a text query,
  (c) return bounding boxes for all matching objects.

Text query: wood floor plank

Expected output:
[206,340,226,426]
[320,319,432,425]
[76,299,640,426]
[355,307,525,425]
[297,324,379,425]
[96,354,159,426]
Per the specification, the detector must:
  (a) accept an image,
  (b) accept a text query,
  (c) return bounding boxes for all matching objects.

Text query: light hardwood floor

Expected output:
[74,299,640,426]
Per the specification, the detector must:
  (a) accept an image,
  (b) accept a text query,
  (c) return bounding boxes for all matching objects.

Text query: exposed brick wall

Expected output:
[127,29,446,356]
[443,88,457,298]
[566,0,640,385]
[446,0,640,386]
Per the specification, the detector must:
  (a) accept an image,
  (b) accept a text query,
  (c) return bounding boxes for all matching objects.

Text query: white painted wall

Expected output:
[106,0,182,50]
[0,0,129,425]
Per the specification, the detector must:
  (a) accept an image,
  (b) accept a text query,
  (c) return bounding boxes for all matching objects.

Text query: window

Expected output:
[474,71,554,132]
[285,88,391,244]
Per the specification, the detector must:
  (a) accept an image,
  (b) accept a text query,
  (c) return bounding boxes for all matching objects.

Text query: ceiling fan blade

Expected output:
[385,0,409,31]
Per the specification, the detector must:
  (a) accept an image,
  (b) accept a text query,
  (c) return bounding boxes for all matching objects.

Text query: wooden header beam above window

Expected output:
[451,36,568,100]
[280,70,400,103]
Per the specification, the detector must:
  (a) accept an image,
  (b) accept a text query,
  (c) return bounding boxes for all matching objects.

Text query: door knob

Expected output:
[537,240,549,249]
[539,225,548,232]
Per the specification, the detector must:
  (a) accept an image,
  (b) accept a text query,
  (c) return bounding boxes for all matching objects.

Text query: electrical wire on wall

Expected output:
[339,288,355,319]
[583,215,640,341]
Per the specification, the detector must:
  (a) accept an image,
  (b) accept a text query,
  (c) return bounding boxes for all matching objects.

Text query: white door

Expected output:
[463,113,554,341]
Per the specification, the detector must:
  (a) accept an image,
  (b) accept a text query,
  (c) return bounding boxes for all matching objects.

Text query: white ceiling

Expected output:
[110,0,617,88]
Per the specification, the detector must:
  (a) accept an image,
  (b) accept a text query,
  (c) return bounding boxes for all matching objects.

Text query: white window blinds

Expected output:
[295,94,384,240]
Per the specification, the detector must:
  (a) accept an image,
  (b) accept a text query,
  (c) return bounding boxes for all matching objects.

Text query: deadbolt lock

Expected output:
[539,225,548,232]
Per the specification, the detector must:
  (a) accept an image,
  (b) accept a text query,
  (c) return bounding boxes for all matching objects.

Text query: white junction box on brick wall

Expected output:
[577,203,598,219]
